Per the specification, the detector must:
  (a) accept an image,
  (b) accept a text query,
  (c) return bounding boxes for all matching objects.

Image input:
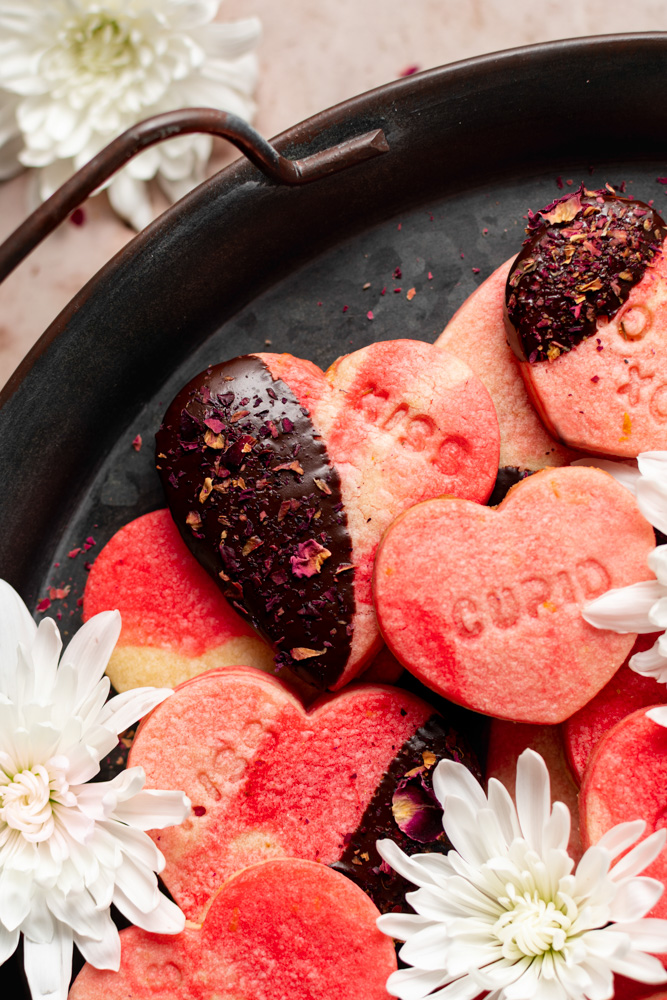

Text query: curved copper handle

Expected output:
[0,108,389,284]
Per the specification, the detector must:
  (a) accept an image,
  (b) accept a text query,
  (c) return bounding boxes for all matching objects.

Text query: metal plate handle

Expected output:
[0,107,389,284]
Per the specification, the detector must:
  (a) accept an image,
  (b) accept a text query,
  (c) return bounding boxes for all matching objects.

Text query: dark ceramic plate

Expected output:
[2,32,667,997]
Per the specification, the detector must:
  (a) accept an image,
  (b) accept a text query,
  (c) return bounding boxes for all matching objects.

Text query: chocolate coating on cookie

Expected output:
[331,714,480,913]
[156,355,354,689]
[506,187,667,363]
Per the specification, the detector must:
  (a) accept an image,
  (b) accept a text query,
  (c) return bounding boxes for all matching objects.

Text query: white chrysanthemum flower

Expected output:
[0,0,261,228]
[581,451,667,684]
[377,750,667,1000]
[0,579,190,1000]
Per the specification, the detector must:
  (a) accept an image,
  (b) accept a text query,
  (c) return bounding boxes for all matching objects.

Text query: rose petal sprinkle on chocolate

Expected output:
[391,773,443,843]
[290,647,326,660]
[506,186,667,363]
[290,539,331,578]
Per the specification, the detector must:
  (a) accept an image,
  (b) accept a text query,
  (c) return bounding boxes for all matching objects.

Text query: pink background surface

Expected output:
[1,1,667,387]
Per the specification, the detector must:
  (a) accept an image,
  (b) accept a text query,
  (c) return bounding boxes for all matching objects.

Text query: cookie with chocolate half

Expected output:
[156,340,500,690]
[128,665,479,919]
[506,187,667,457]
[436,257,582,473]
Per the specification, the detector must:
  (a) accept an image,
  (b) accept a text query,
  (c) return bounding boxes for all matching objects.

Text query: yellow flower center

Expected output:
[494,889,574,960]
[62,12,138,75]
[0,765,55,841]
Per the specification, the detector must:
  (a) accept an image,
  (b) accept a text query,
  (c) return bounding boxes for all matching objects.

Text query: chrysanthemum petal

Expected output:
[0,579,36,695]
[63,610,121,707]
[376,840,439,888]
[647,705,667,726]
[24,923,73,1000]
[399,922,452,970]
[573,457,640,492]
[385,965,450,1000]
[30,616,62,698]
[486,778,521,845]
[648,546,667,585]
[637,480,667,535]
[612,918,667,954]
[637,451,667,480]
[0,922,20,965]
[608,876,664,922]
[595,820,646,859]
[114,853,160,914]
[630,644,667,682]
[74,910,121,971]
[113,788,191,830]
[609,948,667,984]
[113,883,185,934]
[515,749,551,853]
[376,911,434,941]
[0,865,32,930]
[192,17,261,59]
[97,686,173,736]
[583,581,666,632]
[609,829,666,880]
[432,759,487,812]
[107,170,154,231]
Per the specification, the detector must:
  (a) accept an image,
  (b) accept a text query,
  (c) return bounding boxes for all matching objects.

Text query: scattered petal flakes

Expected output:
[406,287,416,300]
[273,460,304,476]
[290,539,332,578]
[199,477,213,502]
[291,647,326,660]
[186,511,202,531]
[242,536,263,556]
[204,430,226,449]
[132,434,142,452]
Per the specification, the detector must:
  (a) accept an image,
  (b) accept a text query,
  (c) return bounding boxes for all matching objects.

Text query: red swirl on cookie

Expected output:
[506,189,667,457]
[373,465,655,723]
[129,665,476,920]
[156,340,500,689]
[69,859,397,1000]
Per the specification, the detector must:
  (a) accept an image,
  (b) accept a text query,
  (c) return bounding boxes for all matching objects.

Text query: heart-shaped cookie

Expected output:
[82,508,275,691]
[68,859,397,1000]
[436,256,580,471]
[373,465,655,722]
[83,509,403,702]
[580,707,667,921]
[128,665,477,920]
[155,339,500,689]
[506,189,667,457]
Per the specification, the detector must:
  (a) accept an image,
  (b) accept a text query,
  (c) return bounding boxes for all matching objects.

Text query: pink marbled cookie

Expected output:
[82,508,275,691]
[519,245,667,457]
[128,665,440,921]
[68,859,396,1000]
[507,191,667,458]
[157,340,500,690]
[436,258,579,471]
[373,465,655,723]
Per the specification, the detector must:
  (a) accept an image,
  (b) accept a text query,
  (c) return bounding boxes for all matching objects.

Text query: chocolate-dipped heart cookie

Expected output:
[156,340,500,689]
[506,187,667,457]
[128,665,479,920]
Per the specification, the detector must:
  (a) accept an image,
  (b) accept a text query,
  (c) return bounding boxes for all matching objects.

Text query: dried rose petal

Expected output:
[391,773,443,843]
[538,190,582,224]
[290,539,331,578]
[291,647,325,660]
